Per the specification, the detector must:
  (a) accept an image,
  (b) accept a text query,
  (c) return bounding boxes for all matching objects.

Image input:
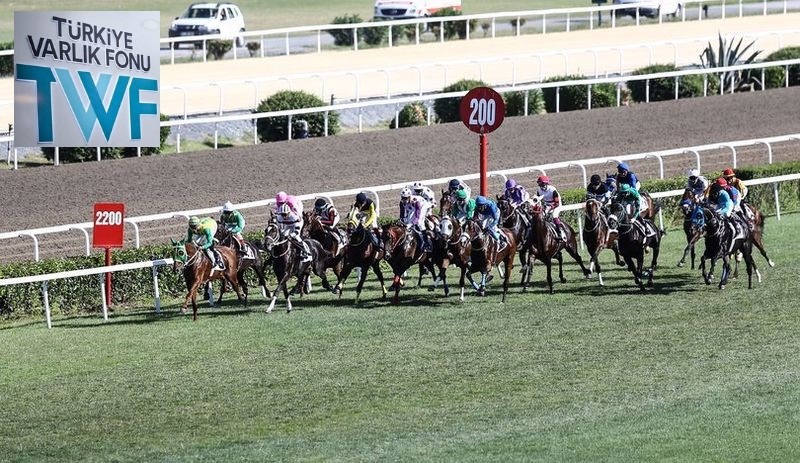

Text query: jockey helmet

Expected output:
[355,192,367,205]
[505,179,517,189]
[189,216,200,228]
[716,177,728,187]
[314,197,327,209]
[275,191,288,204]
[475,195,489,205]
[590,174,601,184]
[688,168,700,179]
[722,168,735,178]
[400,187,412,199]
[449,179,460,190]
[412,182,423,190]
[222,201,234,213]
[617,162,630,172]
[456,189,468,200]
[537,175,550,186]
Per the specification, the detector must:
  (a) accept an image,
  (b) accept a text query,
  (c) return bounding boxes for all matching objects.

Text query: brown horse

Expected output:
[334,222,388,303]
[696,206,757,289]
[741,202,775,268]
[461,219,517,302]
[381,223,436,304]
[431,214,483,299]
[496,197,535,287]
[214,225,270,302]
[678,189,705,269]
[302,211,346,289]
[170,239,245,321]
[582,198,621,287]
[524,200,590,293]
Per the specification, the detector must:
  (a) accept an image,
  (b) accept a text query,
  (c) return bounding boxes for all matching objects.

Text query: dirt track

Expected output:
[2,87,800,262]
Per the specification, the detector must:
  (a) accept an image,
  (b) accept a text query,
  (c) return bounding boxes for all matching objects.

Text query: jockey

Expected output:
[347,192,381,249]
[220,201,247,256]
[187,216,224,271]
[686,168,709,203]
[722,167,753,228]
[447,178,472,202]
[274,191,312,263]
[453,189,476,223]
[314,197,340,228]
[586,174,611,205]
[474,195,508,250]
[503,178,530,208]
[615,184,654,236]
[410,181,436,226]
[534,176,567,242]
[616,162,641,191]
[399,187,432,253]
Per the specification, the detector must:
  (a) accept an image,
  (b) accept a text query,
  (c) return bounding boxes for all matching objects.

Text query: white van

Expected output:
[373,0,462,20]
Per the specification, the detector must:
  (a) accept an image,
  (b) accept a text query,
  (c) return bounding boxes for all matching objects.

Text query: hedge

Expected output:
[628,64,717,103]
[542,75,618,112]
[1,161,798,318]
[762,47,800,89]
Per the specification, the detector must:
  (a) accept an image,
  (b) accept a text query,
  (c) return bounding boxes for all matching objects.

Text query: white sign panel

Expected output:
[14,11,160,147]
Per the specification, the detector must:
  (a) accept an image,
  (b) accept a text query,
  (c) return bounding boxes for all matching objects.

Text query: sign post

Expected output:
[92,203,125,308]
[459,87,505,196]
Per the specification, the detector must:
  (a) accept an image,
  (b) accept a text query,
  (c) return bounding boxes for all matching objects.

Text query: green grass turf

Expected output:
[1,213,798,461]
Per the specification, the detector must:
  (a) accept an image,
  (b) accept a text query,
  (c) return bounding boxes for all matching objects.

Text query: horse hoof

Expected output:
[427,286,435,292]
[677,261,684,267]
[769,260,776,268]
[560,278,567,284]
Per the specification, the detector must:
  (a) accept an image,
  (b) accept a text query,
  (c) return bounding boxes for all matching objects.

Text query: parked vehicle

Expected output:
[168,2,246,48]
[613,0,684,18]
[373,0,462,20]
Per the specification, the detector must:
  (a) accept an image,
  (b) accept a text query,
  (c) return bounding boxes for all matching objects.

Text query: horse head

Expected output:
[439,192,454,218]
[584,198,602,220]
[262,223,282,255]
[439,215,454,239]
[171,238,189,270]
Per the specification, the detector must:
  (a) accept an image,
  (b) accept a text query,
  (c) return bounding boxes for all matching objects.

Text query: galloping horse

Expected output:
[433,193,481,298]
[606,174,661,222]
[170,239,245,321]
[214,225,270,302]
[262,222,334,313]
[695,206,757,289]
[334,221,388,303]
[462,219,517,302]
[741,202,775,268]
[582,198,621,287]
[678,189,705,269]
[301,211,346,288]
[496,197,534,286]
[381,223,437,304]
[607,201,661,290]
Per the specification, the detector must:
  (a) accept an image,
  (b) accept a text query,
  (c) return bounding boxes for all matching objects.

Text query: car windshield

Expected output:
[183,7,217,19]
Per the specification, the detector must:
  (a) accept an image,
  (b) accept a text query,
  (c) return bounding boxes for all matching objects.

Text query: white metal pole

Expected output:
[152,266,162,313]
[99,274,109,321]
[42,281,52,329]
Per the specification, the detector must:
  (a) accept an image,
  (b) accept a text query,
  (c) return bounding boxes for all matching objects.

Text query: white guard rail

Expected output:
[1,132,799,262]
[0,258,173,329]
[2,173,797,330]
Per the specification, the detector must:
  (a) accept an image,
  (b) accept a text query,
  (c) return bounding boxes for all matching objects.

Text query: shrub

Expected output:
[361,25,388,46]
[700,34,762,92]
[504,89,546,116]
[430,8,477,40]
[542,75,617,112]
[255,90,340,142]
[390,102,432,128]
[0,41,13,77]
[329,14,362,47]
[434,79,488,123]
[761,46,800,89]
[628,64,715,102]
[206,39,233,60]
[509,17,527,30]
[245,41,261,57]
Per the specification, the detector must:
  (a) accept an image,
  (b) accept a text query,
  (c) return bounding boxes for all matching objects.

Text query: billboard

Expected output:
[14,11,160,147]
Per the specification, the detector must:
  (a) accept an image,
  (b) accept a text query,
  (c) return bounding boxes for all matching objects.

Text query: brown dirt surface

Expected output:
[2,87,800,262]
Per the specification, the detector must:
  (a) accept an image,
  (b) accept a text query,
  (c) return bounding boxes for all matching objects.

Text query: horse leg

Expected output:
[565,244,590,278]
[267,274,288,314]
[752,234,775,267]
[556,251,566,284]
[719,255,730,289]
[635,253,646,291]
[743,245,757,288]
[334,260,354,297]
[417,263,425,287]
[477,272,487,297]
[391,274,402,304]
[459,267,468,302]
[253,264,270,299]
[594,251,605,287]
[648,240,660,287]
[545,258,554,294]
[613,242,625,266]
[501,257,513,303]
[372,261,388,301]
[354,264,370,304]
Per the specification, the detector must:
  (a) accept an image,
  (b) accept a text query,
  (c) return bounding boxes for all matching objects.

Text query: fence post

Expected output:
[152,265,162,313]
[42,281,52,329]
[99,274,109,321]
[773,182,782,220]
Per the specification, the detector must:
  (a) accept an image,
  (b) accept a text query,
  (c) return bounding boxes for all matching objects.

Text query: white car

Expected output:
[613,0,684,18]
[373,0,462,20]
[168,2,246,48]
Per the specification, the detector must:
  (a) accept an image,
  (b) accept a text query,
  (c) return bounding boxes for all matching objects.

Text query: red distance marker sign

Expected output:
[459,87,506,134]
[92,203,125,248]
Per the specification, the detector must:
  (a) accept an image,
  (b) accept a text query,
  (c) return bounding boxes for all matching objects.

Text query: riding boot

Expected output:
[207,248,223,271]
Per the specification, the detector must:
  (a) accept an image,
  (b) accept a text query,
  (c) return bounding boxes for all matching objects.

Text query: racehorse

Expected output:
[678,189,705,269]
[607,201,661,290]
[695,206,757,289]
[433,193,481,298]
[262,221,334,313]
[214,225,270,302]
[334,221,388,303]
[496,197,534,287]
[606,174,661,222]
[524,198,590,293]
[461,218,517,302]
[301,211,346,288]
[582,198,621,286]
[170,239,245,321]
[381,223,437,304]
[742,202,775,268]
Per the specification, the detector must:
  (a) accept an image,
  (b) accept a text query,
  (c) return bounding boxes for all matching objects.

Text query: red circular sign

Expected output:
[459,87,506,134]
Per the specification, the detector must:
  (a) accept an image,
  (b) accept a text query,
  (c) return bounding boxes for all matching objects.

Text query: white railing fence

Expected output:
[2,132,798,263]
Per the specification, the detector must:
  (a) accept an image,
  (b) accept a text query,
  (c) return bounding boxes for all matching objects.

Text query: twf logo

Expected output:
[16,63,158,144]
